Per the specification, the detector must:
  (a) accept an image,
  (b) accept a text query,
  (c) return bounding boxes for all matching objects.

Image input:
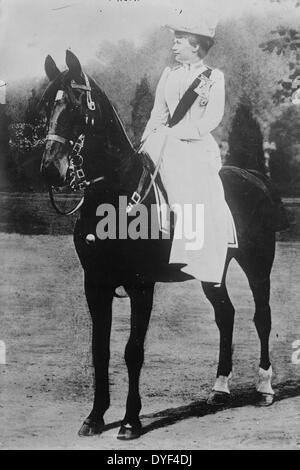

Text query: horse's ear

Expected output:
[45,55,60,81]
[66,50,82,81]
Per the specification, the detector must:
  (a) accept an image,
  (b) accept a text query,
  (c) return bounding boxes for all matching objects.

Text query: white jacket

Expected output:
[142,60,225,142]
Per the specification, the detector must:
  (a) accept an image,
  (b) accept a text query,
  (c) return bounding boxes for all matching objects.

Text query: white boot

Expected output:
[207,372,232,405]
[256,366,274,395]
[212,372,232,394]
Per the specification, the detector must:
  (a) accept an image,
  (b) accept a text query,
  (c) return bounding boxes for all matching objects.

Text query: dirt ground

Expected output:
[1,234,300,450]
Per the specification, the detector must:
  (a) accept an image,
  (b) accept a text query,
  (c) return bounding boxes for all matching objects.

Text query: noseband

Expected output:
[46,73,104,215]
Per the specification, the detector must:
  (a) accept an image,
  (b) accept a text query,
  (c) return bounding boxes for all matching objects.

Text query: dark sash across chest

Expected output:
[168,67,213,128]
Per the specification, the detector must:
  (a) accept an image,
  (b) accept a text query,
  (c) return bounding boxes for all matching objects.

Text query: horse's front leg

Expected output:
[117,283,155,440]
[202,277,235,405]
[78,275,115,437]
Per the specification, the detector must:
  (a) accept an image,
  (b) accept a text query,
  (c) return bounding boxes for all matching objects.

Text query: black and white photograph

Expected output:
[0,0,300,452]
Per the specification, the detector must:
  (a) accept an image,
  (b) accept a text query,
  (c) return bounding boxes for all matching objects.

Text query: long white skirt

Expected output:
[142,132,237,283]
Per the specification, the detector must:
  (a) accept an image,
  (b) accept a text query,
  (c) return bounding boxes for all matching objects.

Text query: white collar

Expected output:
[183,59,204,72]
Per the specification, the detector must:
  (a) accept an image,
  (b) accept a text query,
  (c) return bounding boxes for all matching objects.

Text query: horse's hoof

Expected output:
[207,390,231,406]
[255,392,275,407]
[78,417,105,437]
[117,423,142,440]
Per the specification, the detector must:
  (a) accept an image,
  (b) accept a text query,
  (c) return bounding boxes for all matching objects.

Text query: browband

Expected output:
[46,134,69,145]
[70,73,96,111]
[70,82,91,92]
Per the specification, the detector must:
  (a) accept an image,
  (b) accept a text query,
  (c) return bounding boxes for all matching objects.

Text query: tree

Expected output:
[260,25,300,104]
[210,15,288,133]
[269,106,300,195]
[6,78,47,190]
[89,15,290,142]
[131,75,154,147]
[0,102,12,190]
[227,102,266,174]
[88,29,172,142]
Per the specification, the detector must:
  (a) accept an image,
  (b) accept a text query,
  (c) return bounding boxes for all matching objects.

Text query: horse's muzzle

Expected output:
[41,159,67,187]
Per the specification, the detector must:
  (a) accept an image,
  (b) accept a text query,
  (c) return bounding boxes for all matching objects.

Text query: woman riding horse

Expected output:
[142,12,237,285]
[40,17,280,439]
[140,12,274,404]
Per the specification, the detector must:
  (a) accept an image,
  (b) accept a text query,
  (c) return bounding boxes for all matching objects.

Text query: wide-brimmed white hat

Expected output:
[166,9,218,38]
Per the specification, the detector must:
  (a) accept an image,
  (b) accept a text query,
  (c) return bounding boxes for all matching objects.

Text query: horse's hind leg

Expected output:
[78,276,115,436]
[117,283,155,440]
[235,235,275,405]
[202,254,234,404]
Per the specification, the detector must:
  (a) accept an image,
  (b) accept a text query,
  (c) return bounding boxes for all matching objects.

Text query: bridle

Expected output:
[45,71,164,217]
[46,73,104,215]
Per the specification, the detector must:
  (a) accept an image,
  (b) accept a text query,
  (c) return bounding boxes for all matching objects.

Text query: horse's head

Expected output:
[40,50,136,205]
[41,50,135,192]
[40,51,89,186]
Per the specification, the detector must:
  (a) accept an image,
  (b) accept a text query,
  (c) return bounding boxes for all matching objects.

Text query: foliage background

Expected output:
[1,0,300,195]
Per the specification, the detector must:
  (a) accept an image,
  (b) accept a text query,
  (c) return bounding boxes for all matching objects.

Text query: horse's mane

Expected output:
[87,76,143,178]
[88,75,135,154]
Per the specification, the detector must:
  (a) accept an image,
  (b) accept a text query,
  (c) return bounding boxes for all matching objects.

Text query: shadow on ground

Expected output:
[94,379,300,437]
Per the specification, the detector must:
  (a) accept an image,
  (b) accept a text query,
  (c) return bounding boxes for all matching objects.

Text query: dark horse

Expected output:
[40,50,281,440]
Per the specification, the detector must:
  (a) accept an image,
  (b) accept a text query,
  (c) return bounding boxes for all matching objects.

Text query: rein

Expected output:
[126,135,168,213]
[47,133,105,215]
